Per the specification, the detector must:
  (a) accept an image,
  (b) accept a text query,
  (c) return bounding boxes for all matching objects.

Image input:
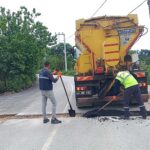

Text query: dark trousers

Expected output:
[123,85,147,118]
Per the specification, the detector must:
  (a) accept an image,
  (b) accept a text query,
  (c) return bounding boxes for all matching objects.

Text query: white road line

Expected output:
[41,77,73,150]
[41,127,58,150]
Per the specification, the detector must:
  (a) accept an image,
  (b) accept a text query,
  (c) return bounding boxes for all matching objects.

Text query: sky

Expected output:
[0,0,150,50]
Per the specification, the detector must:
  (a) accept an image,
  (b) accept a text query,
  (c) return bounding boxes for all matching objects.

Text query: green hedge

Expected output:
[0,75,36,93]
[62,70,75,76]
[146,66,150,84]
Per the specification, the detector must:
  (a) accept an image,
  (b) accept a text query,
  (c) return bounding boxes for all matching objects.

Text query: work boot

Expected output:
[124,108,130,119]
[140,106,147,119]
[142,115,147,119]
[51,118,62,124]
[43,118,49,124]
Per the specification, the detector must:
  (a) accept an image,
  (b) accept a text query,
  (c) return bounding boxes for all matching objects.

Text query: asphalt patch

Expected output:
[97,116,139,122]
[83,109,150,118]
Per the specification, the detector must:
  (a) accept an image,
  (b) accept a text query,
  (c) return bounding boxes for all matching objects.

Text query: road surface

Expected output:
[0,76,150,150]
[0,76,77,115]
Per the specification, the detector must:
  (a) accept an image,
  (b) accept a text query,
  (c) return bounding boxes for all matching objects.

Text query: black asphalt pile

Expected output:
[97,117,110,122]
[82,109,150,118]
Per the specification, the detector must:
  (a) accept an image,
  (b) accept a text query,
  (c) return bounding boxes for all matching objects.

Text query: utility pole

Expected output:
[57,32,67,72]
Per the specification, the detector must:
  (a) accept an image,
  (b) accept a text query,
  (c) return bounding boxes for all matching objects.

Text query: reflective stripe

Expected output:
[139,105,144,108]
[39,76,49,79]
[124,107,129,109]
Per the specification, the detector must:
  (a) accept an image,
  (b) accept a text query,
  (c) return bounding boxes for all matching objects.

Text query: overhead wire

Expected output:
[66,0,108,42]
[127,0,149,46]
[91,0,107,18]
[66,0,149,42]
[65,33,75,43]
[148,0,150,17]
[128,0,147,14]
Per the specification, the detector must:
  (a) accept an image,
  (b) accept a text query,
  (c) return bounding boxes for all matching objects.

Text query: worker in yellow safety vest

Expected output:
[115,68,147,119]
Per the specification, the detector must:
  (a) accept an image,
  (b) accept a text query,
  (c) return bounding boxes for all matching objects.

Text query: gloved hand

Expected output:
[57,71,62,77]
[52,69,57,75]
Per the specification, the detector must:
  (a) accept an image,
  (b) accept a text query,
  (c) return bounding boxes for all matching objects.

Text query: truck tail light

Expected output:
[76,87,80,91]
[142,83,147,87]
[76,86,87,91]
[139,82,147,87]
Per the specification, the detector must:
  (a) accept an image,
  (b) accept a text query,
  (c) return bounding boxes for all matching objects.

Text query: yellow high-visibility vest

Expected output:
[116,71,138,89]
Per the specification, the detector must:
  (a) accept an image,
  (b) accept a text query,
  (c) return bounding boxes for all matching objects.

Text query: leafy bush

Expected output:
[146,66,150,84]
[46,43,75,72]
[0,81,5,93]
[62,70,75,76]
[0,7,56,93]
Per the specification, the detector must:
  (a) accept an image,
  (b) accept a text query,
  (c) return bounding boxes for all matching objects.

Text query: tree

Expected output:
[137,49,150,65]
[46,43,74,71]
[0,6,57,93]
[129,49,150,84]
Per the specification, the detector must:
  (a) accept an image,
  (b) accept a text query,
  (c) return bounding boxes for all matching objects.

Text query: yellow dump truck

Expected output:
[74,14,149,108]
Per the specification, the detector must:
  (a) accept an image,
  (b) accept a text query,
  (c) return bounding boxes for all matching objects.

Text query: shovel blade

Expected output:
[68,109,76,117]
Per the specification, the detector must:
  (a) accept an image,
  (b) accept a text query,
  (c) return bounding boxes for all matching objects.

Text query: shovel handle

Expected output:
[97,99,113,112]
[60,76,73,109]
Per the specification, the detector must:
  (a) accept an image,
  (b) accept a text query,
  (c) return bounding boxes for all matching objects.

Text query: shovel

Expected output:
[83,99,114,118]
[60,76,76,117]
